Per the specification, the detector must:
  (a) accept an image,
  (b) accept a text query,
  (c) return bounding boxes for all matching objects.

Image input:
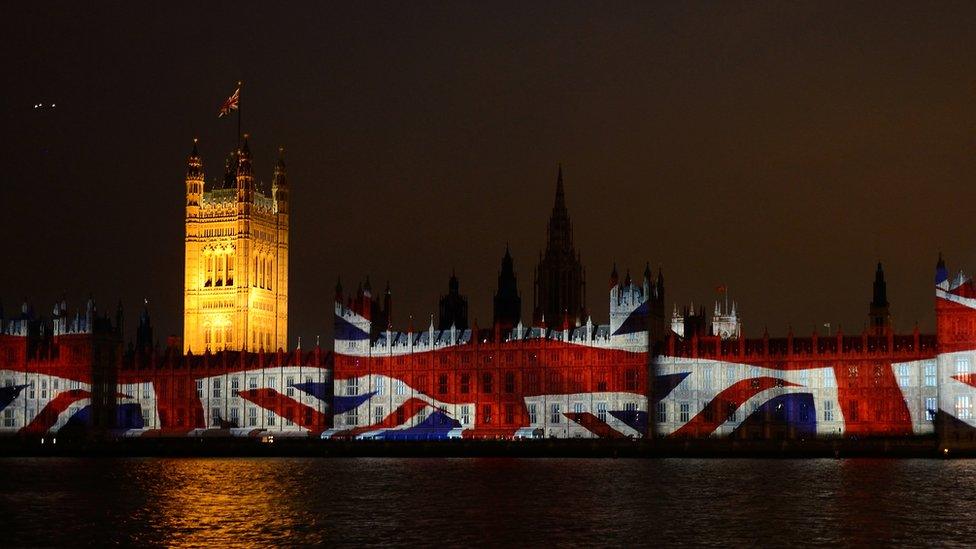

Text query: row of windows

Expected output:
[141,406,317,429]
[662,362,941,393]
[136,373,328,401]
[201,227,234,237]
[253,255,275,290]
[204,253,235,287]
[201,327,276,350]
[343,370,640,397]
[392,350,625,366]
[655,397,939,424]
[202,253,275,290]
[345,401,640,427]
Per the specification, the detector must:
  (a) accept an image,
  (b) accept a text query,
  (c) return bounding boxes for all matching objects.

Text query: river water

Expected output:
[0,457,973,546]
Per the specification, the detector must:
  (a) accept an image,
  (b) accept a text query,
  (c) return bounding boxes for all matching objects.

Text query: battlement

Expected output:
[335,270,657,357]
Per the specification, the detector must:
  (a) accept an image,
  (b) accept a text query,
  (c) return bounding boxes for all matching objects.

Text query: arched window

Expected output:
[254,256,259,287]
[227,254,234,286]
[215,254,224,286]
[205,255,213,287]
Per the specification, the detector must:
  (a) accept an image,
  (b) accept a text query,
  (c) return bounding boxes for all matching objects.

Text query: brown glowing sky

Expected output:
[2,3,976,345]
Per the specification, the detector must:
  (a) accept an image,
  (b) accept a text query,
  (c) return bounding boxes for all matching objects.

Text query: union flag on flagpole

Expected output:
[218,86,240,118]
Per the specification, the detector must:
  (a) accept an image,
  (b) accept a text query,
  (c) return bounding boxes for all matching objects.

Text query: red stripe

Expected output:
[671,377,800,438]
[332,398,431,439]
[953,374,976,389]
[236,388,328,432]
[564,412,627,439]
[22,389,90,434]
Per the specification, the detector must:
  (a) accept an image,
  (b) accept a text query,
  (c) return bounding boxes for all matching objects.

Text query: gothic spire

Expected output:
[186,138,203,179]
[273,146,288,187]
[237,134,253,178]
[872,261,888,307]
[554,164,566,213]
[494,245,521,330]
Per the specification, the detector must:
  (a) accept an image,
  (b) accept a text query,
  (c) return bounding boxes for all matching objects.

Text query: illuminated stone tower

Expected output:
[183,137,289,353]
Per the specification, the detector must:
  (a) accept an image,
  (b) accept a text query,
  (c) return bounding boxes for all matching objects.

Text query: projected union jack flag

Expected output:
[328,269,942,440]
[0,256,968,442]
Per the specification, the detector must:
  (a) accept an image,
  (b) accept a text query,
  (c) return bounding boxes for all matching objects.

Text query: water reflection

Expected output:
[123,459,327,546]
[1,457,975,546]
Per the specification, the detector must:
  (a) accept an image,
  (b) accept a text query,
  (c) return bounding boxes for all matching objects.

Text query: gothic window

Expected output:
[227,255,234,286]
[205,255,213,287]
[547,372,561,393]
[504,371,515,393]
[925,362,937,386]
[550,403,561,424]
[596,373,607,392]
[267,259,273,291]
[216,254,224,286]
[253,256,259,287]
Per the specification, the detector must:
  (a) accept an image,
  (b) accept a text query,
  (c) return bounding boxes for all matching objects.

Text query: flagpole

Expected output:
[237,80,243,151]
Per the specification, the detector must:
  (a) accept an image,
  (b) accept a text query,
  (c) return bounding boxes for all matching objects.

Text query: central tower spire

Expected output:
[533,166,587,327]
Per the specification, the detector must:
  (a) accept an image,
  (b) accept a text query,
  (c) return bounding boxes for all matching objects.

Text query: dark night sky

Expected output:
[2,2,976,346]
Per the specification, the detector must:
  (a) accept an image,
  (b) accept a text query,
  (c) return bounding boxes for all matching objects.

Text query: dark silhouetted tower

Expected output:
[136,300,154,353]
[439,271,469,330]
[533,166,586,326]
[869,262,891,336]
[493,245,521,331]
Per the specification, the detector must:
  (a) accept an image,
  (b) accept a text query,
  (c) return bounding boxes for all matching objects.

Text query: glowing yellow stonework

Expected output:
[183,137,288,353]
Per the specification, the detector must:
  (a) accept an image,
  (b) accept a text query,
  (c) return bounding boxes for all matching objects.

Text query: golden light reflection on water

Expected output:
[127,459,326,546]
[6,457,976,546]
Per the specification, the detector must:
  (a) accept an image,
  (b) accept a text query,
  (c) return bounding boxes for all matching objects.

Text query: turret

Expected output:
[609,263,619,289]
[493,245,522,331]
[439,270,469,331]
[136,299,153,353]
[382,281,393,329]
[185,138,204,212]
[115,300,124,339]
[936,252,949,285]
[236,134,255,203]
[272,146,289,214]
[643,262,652,294]
[869,261,891,336]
